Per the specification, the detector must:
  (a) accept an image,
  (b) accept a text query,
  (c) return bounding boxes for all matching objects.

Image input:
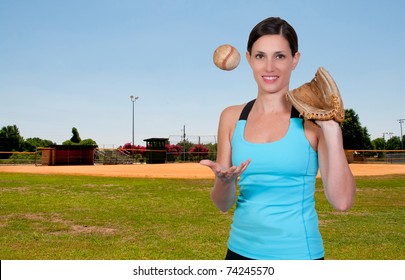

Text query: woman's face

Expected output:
[247,34,300,95]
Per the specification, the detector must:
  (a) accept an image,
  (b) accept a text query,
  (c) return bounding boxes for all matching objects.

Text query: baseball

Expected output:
[213,44,240,71]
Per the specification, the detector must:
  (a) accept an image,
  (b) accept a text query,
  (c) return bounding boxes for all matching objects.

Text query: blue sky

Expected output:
[1,0,404,147]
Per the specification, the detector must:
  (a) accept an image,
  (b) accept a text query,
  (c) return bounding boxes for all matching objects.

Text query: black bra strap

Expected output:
[238,99,302,120]
[290,106,301,118]
[239,99,256,120]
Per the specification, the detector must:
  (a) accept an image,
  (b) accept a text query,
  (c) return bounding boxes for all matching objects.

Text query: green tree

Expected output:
[341,109,371,150]
[371,137,386,159]
[371,138,385,150]
[62,140,75,145]
[361,127,373,150]
[62,139,97,146]
[0,125,24,153]
[386,136,401,150]
[23,137,55,152]
[70,127,81,143]
[79,139,98,146]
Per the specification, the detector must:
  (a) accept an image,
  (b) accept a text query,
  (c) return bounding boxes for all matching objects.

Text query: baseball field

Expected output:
[0,163,404,260]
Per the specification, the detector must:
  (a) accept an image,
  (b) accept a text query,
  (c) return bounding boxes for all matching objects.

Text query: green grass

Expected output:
[316,174,405,260]
[0,173,404,260]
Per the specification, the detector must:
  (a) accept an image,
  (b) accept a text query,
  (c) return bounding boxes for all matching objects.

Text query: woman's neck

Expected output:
[255,91,291,114]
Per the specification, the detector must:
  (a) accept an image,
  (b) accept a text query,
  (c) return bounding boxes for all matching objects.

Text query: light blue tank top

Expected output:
[229,100,324,260]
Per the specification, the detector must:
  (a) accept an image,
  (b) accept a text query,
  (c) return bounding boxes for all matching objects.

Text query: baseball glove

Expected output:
[286,67,345,124]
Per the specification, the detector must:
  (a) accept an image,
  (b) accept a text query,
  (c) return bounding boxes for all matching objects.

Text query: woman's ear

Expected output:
[246,51,252,66]
[292,51,300,70]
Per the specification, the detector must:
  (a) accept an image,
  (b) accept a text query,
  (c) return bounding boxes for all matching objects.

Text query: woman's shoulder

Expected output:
[220,102,249,119]
[216,103,248,134]
[218,102,248,143]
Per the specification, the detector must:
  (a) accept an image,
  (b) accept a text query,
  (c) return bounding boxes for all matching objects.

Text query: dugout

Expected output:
[144,138,168,164]
[39,145,96,165]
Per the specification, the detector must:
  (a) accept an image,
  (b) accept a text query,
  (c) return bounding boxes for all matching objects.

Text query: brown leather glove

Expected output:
[286,67,345,124]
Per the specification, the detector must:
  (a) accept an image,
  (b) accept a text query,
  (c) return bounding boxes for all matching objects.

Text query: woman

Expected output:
[200,17,356,260]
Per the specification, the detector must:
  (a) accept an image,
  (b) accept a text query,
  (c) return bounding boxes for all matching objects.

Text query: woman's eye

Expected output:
[276,54,286,60]
[255,54,265,59]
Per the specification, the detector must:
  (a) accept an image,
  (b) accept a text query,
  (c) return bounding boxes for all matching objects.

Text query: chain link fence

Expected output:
[2,149,404,165]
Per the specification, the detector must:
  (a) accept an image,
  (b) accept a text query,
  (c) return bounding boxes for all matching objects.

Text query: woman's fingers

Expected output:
[235,159,251,175]
[218,160,251,181]
[200,160,223,175]
[200,159,251,182]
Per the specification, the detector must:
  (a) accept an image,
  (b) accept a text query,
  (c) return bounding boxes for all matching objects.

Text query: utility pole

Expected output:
[130,96,139,146]
[398,119,405,150]
[182,125,186,161]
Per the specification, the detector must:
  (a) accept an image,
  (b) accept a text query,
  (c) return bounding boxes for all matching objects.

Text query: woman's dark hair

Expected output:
[247,17,298,56]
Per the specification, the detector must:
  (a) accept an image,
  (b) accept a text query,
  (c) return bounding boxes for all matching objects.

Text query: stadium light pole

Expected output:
[398,119,405,150]
[382,132,393,140]
[382,132,393,150]
[130,96,139,145]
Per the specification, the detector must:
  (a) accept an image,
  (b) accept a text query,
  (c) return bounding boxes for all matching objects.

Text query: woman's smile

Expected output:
[262,75,279,83]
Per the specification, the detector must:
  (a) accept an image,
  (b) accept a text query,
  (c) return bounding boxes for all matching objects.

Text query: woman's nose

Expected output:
[265,58,274,72]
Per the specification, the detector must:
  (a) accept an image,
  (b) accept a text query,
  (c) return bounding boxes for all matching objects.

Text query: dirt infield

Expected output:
[0,163,404,178]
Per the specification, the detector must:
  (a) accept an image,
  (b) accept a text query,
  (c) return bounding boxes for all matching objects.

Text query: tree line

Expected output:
[0,126,97,159]
[342,109,404,150]
[1,109,404,160]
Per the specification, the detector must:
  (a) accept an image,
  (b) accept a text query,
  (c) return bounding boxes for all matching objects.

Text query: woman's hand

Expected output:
[200,159,251,183]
